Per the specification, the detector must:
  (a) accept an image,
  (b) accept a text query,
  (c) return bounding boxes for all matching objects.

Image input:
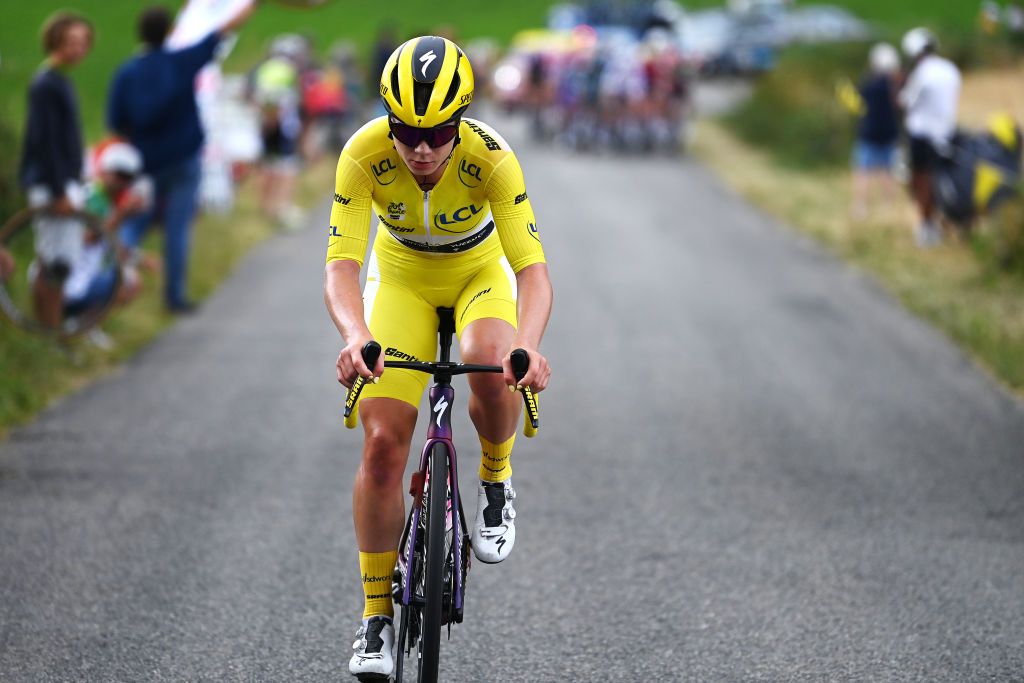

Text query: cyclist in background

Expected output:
[322,36,552,681]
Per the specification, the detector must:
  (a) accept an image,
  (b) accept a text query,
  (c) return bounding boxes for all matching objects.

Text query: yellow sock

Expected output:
[479,434,514,482]
[359,550,397,619]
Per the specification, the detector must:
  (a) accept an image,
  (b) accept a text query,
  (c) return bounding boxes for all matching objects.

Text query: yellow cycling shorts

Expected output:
[359,243,518,408]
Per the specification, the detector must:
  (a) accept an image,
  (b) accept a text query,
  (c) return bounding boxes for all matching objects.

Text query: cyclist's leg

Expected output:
[353,260,436,619]
[349,264,437,680]
[353,396,417,619]
[456,257,522,465]
[456,257,522,563]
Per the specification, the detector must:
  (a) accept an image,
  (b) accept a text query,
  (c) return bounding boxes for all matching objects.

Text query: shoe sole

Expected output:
[354,673,390,682]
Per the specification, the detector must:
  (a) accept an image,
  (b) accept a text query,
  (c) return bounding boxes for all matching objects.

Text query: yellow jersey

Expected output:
[325,116,545,273]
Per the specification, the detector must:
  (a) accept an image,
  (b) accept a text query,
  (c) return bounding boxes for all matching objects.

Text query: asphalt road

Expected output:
[2,112,1023,682]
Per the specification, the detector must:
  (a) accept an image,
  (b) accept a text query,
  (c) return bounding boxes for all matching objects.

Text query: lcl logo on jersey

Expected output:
[435,204,483,232]
[458,160,482,188]
[527,222,540,241]
[372,157,397,185]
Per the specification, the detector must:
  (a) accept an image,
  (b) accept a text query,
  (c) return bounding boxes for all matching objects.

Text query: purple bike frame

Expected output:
[401,383,465,613]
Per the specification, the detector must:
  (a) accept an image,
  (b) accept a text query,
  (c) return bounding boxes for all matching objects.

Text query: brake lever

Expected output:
[343,341,381,428]
[510,348,539,435]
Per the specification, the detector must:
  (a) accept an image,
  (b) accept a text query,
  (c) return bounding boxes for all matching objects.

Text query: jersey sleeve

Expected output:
[487,154,546,273]
[325,151,373,266]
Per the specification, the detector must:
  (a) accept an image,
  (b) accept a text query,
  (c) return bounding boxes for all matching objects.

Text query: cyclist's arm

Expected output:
[324,150,378,385]
[510,262,553,391]
[486,153,552,390]
[324,259,379,385]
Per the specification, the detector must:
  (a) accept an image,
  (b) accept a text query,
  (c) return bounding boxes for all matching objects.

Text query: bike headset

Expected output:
[380,35,475,159]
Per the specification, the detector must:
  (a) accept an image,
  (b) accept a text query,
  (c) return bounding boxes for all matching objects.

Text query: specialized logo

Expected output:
[458,159,482,187]
[372,157,397,185]
[433,395,449,428]
[434,203,483,232]
[385,346,420,362]
[387,201,406,220]
[527,222,540,242]
[334,193,351,205]
[328,225,343,237]
[514,192,528,205]
[495,537,507,554]
[465,121,501,151]
[419,50,437,78]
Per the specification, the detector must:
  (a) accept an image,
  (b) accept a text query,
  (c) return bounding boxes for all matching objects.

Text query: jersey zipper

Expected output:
[422,190,432,246]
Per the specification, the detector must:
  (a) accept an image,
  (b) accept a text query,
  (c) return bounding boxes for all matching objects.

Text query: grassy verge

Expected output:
[0,160,330,436]
[692,119,1024,393]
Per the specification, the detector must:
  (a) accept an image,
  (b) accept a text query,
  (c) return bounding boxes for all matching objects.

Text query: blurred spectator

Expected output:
[70,142,151,317]
[899,28,961,247]
[850,43,901,220]
[50,143,150,348]
[106,2,257,314]
[18,11,94,330]
[980,1,1001,35]
[253,55,303,230]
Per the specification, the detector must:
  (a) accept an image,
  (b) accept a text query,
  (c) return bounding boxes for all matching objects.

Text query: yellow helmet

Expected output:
[380,35,474,127]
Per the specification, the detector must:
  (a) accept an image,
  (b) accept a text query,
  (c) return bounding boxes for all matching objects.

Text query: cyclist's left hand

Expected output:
[503,346,550,393]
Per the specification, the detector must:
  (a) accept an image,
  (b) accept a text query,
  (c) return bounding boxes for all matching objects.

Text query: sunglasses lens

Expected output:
[390,121,422,147]
[389,119,458,148]
[426,124,458,147]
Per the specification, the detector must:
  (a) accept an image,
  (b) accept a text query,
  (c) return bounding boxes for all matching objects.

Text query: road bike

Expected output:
[344,306,539,682]
[0,207,120,340]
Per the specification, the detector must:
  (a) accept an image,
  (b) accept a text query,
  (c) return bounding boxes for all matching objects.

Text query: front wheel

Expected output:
[418,442,448,682]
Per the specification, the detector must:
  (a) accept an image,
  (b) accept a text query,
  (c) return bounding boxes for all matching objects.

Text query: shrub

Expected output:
[975,193,1024,275]
[722,43,867,169]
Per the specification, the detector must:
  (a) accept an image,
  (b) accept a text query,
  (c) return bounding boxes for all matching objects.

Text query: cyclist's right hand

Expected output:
[336,335,383,388]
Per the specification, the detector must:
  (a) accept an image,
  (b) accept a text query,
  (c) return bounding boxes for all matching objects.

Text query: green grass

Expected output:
[695,120,1024,393]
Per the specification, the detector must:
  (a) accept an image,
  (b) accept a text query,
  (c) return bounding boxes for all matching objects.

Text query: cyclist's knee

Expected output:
[468,371,510,404]
[361,428,407,489]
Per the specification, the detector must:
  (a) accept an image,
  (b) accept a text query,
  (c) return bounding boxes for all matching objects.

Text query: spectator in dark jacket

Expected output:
[106,2,257,313]
[850,42,901,221]
[18,11,94,330]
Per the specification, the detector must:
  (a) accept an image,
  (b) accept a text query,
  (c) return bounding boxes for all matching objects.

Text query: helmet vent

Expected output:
[390,66,402,106]
[441,71,461,109]
[413,81,433,117]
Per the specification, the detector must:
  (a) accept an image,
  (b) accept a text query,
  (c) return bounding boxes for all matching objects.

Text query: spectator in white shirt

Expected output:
[899,27,961,247]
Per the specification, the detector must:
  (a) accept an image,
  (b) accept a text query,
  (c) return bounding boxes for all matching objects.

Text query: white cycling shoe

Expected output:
[349,615,394,681]
[471,479,517,564]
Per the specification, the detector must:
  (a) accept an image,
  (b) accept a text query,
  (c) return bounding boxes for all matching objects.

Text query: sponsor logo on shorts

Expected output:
[527,222,540,242]
[460,287,492,322]
[385,346,421,362]
[514,192,528,205]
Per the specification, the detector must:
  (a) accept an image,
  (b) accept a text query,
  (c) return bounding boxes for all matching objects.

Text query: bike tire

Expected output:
[418,442,448,682]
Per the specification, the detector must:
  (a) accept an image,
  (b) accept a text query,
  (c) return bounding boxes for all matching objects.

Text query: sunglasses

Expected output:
[388,117,459,148]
